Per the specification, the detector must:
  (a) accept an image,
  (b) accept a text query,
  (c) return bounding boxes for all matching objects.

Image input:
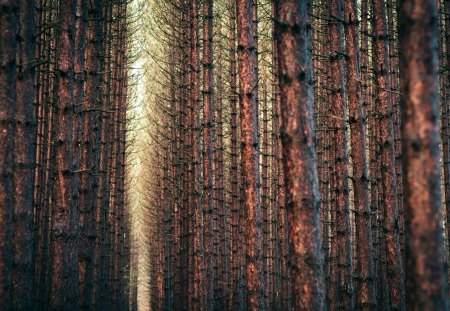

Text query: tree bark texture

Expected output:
[275,0,326,309]
[399,1,449,309]
[372,0,406,308]
[236,0,263,309]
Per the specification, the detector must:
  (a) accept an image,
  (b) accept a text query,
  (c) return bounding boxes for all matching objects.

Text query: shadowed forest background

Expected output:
[1,0,450,310]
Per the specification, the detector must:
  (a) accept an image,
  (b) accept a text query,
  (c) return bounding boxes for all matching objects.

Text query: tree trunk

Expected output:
[0,1,17,308]
[11,0,37,309]
[49,0,81,308]
[399,0,449,309]
[343,0,375,308]
[78,0,103,308]
[328,0,353,308]
[202,0,215,306]
[444,0,450,259]
[228,1,242,307]
[235,0,263,309]
[371,0,406,308]
[275,0,326,309]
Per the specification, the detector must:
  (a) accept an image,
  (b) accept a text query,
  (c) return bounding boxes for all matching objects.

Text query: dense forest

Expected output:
[0,0,449,310]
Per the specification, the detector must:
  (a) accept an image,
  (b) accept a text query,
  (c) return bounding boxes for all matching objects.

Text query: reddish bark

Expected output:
[236,0,263,309]
[371,0,406,308]
[202,0,215,306]
[399,0,449,309]
[343,0,375,308]
[49,0,81,308]
[215,34,229,308]
[228,1,242,308]
[270,10,284,307]
[275,0,326,309]
[261,63,270,309]
[78,0,103,308]
[328,0,353,308]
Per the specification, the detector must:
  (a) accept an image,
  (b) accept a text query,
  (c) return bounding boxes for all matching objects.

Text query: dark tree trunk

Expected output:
[399,0,449,309]
[78,0,103,308]
[444,0,450,258]
[12,0,37,309]
[49,0,81,308]
[0,1,17,307]
[275,0,326,309]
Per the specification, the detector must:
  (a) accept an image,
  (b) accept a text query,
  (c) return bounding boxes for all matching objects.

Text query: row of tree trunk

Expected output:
[144,0,450,310]
[0,0,134,310]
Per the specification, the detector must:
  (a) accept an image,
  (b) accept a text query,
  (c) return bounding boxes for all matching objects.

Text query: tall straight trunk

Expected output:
[261,63,270,309]
[107,1,121,303]
[35,3,57,307]
[386,0,404,262]
[190,0,206,307]
[399,0,449,309]
[371,0,406,309]
[235,0,263,309]
[215,34,229,309]
[176,5,187,308]
[49,0,81,308]
[167,52,177,310]
[117,6,128,306]
[76,0,91,306]
[328,0,353,308]
[110,1,127,306]
[275,0,326,309]
[179,4,190,301]
[181,3,193,308]
[12,0,37,309]
[437,0,450,261]
[270,9,283,307]
[444,0,450,254]
[310,2,329,307]
[271,17,289,309]
[0,1,17,308]
[79,0,103,308]
[33,1,46,302]
[228,1,242,307]
[343,0,375,308]
[94,0,113,307]
[202,0,215,306]
[110,2,126,307]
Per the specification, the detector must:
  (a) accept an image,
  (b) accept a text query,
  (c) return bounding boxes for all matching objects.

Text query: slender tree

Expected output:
[202,0,215,306]
[78,0,103,308]
[0,2,17,307]
[236,0,263,308]
[371,0,406,308]
[12,0,37,309]
[228,1,243,307]
[343,0,375,308]
[328,0,353,308]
